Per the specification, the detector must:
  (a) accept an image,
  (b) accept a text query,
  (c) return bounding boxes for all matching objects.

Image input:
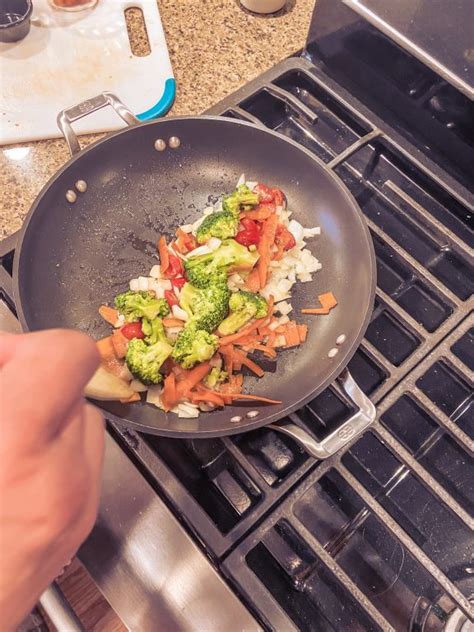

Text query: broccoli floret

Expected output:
[184,263,228,290]
[114,290,170,322]
[217,290,268,336]
[185,239,259,282]
[142,317,169,345]
[204,367,228,388]
[125,338,172,385]
[196,210,239,244]
[222,185,259,217]
[171,327,219,369]
[179,281,230,333]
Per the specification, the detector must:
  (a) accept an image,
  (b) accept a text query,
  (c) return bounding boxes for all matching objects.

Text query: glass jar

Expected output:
[48,0,98,12]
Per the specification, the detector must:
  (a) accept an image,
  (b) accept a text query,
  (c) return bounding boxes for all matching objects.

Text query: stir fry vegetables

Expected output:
[93,178,335,417]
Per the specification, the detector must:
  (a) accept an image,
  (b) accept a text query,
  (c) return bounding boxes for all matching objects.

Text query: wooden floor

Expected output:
[43,559,126,632]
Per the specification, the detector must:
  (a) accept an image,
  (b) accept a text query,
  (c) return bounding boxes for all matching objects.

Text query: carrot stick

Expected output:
[297,324,308,343]
[158,236,170,274]
[208,391,282,405]
[302,291,338,314]
[241,206,273,221]
[218,316,268,346]
[190,391,225,407]
[162,362,212,411]
[112,329,129,358]
[282,321,301,347]
[96,336,116,362]
[257,214,278,288]
[233,349,265,377]
[163,317,185,328]
[219,344,234,375]
[99,305,119,326]
[161,373,177,412]
[267,331,276,347]
[252,343,277,358]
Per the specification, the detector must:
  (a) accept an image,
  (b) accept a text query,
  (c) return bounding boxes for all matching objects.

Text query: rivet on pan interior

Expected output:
[328,347,339,358]
[65,190,77,203]
[169,136,181,149]
[75,179,87,193]
[230,415,242,423]
[154,139,166,151]
[246,410,259,419]
[336,334,346,346]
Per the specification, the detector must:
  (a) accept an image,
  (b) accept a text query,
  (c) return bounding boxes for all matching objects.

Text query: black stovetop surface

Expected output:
[1,28,473,632]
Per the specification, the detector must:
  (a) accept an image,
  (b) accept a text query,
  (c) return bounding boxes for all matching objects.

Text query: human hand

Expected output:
[0,330,105,631]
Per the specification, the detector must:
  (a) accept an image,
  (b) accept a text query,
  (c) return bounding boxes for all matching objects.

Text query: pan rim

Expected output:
[13,115,376,437]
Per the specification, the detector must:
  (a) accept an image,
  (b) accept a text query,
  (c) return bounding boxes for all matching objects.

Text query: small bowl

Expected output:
[0,0,33,43]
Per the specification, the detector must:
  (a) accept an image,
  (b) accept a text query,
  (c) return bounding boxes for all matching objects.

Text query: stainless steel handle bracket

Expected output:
[57,92,139,156]
[269,369,376,459]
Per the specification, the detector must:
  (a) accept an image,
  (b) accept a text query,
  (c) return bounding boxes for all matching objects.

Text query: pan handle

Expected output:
[57,93,139,156]
[269,369,376,459]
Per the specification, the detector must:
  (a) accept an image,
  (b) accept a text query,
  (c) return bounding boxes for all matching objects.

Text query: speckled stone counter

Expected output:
[0,0,315,238]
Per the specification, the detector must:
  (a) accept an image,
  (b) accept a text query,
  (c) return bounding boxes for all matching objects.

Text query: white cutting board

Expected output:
[0,0,175,145]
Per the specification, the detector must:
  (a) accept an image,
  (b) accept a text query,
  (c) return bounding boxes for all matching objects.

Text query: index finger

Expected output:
[0,329,100,445]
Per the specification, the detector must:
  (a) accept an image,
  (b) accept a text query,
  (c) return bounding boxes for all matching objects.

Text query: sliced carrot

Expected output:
[99,305,118,326]
[257,214,278,288]
[282,321,301,348]
[218,316,268,346]
[163,362,212,411]
[190,391,225,407]
[96,336,116,362]
[241,206,273,221]
[161,373,177,412]
[252,343,277,358]
[302,291,338,315]
[162,317,185,328]
[266,332,276,347]
[245,267,261,292]
[297,324,308,343]
[158,235,170,274]
[112,329,129,358]
[233,349,265,377]
[219,344,234,375]
[120,392,141,404]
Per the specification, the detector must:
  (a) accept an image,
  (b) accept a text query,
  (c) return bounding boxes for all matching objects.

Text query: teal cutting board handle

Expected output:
[137,78,176,121]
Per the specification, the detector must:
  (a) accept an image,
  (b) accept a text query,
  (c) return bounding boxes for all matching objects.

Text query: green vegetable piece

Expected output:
[217,290,268,336]
[204,367,228,388]
[141,317,169,345]
[125,338,173,385]
[171,327,219,369]
[196,210,239,244]
[114,290,170,322]
[184,239,259,284]
[222,185,259,217]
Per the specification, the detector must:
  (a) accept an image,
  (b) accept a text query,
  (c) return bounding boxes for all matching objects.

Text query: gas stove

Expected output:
[1,1,473,630]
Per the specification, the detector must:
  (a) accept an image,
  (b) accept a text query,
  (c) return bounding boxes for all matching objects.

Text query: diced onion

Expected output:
[172,305,188,321]
[149,264,162,279]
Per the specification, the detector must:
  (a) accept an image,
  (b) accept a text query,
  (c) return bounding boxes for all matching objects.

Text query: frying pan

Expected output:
[13,93,376,459]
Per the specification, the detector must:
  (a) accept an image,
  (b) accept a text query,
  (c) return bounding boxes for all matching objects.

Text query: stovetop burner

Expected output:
[1,36,473,632]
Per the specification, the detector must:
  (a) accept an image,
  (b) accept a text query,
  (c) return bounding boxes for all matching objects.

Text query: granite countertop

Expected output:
[0,0,315,239]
